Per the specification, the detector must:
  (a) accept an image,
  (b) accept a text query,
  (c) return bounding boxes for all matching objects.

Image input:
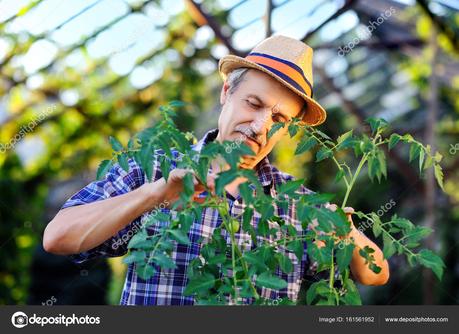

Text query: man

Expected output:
[43,35,389,305]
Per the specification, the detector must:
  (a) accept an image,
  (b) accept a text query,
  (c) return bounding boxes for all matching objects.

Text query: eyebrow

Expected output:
[246,94,290,119]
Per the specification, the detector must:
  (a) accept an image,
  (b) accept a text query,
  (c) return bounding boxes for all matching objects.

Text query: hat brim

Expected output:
[219,55,327,126]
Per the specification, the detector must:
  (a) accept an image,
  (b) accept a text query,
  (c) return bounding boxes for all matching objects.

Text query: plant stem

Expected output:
[308,131,350,187]
[341,153,369,208]
[329,248,335,290]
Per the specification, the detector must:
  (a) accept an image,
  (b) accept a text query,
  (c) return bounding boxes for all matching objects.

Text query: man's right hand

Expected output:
[143,168,216,207]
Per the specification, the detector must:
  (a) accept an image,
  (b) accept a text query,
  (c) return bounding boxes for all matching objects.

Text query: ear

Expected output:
[220,81,230,105]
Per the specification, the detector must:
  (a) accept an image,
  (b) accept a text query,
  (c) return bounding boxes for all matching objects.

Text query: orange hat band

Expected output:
[245,52,314,98]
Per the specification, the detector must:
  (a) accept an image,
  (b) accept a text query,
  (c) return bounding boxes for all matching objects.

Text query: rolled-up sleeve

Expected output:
[61,156,157,264]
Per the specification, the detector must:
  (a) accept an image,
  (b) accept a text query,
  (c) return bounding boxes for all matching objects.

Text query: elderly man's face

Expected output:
[216,69,304,169]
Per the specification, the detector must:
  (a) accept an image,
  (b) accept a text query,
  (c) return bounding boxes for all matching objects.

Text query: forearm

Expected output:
[349,225,390,285]
[43,182,163,255]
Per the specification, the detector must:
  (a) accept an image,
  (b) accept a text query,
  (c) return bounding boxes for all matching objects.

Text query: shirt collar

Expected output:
[192,128,274,189]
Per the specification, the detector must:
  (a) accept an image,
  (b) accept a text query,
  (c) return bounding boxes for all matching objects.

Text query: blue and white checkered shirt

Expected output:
[62,129,324,305]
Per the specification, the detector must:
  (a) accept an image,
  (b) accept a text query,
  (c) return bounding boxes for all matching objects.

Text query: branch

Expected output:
[264,0,273,38]
[185,0,243,56]
[302,0,357,42]
[314,38,425,50]
[416,0,459,53]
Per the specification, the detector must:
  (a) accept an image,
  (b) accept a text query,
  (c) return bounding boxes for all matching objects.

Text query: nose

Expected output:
[250,108,272,136]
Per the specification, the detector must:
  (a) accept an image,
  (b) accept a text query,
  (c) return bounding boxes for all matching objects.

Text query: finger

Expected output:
[206,172,216,194]
[343,207,354,214]
[325,203,338,212]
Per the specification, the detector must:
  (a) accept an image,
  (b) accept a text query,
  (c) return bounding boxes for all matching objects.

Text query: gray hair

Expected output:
[226,67,249,94]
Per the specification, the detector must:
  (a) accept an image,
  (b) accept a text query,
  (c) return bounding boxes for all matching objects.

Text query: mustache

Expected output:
[233,124,266,147]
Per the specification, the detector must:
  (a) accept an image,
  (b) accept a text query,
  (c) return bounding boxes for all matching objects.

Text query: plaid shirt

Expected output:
[62,129,325,305]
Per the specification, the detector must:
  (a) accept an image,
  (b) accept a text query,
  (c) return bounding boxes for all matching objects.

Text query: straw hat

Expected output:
[218,35,326,126]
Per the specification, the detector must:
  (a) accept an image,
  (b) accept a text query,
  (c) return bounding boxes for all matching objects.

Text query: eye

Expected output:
[245,99,261,109]
[272,113,288,123]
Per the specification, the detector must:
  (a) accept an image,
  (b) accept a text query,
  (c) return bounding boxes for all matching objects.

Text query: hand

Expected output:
[308,203,355,247]
[146,168,216,208]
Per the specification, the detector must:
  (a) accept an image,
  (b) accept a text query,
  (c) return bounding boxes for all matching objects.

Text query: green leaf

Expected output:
[391,217,414,230]
[118,153,130,172]
[243,252,268,271]
[287,239,304,261]
[377,150,387,179]
[127,137,135,150]
[372,216,382,238]
[424,153,433,170]
[306,281,331,305]
[359,135,374,153]
[409,143,421,163]
[336,243,355,272]
[258,201,274,221]
[255,272,288,290]
[295,136,318,155]
[257,219,269,237]
[127,230,148,249]
[388,134,401,150]
[96,160,113,180]
[109,136,124,151]
[184,273,216,296]
[268,122,285,138]
[169,229,191,245]
[367,153,379,181]
[169,100,186,107]
[123,250,146,264]
[239,182,253,204]
[159,156,171,181]
[140,143,153,182]
[336,130,354,150]
[215,170,238,196]
[275,253,293,274]
[278,179,304,196]
[418,249,445,280]
[153,253,177,269]
[288,123,298,138]
[407,253,418,267]
[382,233,396,259]
[334,169,345,183]
[366,117,388,134]
[302,193,335,205]
[404,226,433,244]
[316,147,333,162]
[308,240,333,265]
[418,148,425,173]
[137,264,156,280]
[342,278,362,305]
[434,164,444,190]
[314,130,331,140]
[182,172,195,197]
[208,254,227,265]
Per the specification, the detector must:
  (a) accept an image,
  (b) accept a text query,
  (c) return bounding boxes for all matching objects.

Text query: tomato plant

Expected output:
[98,102,445,305]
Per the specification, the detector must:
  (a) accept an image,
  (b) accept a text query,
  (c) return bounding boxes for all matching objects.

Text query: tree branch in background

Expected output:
[416,0,459,53]
[185,0,243,56]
